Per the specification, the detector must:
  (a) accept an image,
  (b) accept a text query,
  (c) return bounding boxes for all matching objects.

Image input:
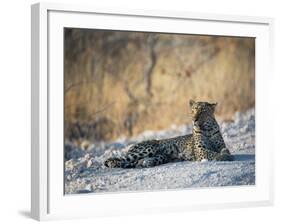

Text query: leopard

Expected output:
[104,99,233,168]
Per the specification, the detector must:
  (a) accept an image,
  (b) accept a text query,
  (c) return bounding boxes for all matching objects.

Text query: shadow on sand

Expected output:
[233,154,255,161]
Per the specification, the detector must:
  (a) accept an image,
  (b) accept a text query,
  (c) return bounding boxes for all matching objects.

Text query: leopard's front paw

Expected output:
[201,159,208,162]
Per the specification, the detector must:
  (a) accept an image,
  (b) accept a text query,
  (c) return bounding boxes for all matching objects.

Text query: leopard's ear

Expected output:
[189,99,195,107]
[209,102,218,111]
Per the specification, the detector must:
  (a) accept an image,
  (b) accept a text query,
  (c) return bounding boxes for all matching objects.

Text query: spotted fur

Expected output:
[104,100,233,168]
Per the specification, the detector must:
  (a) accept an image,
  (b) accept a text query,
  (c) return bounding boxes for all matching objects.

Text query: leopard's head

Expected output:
[189,99,217,121]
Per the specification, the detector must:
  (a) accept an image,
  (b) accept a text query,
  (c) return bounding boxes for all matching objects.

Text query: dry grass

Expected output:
[64,29,255,142]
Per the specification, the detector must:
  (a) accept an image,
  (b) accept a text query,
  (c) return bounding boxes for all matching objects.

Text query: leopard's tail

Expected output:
[104,157,136,168]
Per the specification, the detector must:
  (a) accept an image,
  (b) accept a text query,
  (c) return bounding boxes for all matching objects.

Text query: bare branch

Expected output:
[65,102,116,119]
[123,80,138,103]
[64,80,96,94]
[144,35,158,97]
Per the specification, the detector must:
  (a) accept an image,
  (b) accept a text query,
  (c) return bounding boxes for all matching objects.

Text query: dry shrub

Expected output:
[64,29,255,142]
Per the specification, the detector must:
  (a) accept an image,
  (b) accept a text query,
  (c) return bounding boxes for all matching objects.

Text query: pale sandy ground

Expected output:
[64,109,255,194]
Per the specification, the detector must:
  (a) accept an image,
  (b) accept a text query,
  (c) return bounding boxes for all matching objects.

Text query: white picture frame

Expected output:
[31,2,274,221]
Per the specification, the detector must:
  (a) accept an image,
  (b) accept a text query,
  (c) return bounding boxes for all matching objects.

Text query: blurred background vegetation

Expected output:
[64,28,255,143]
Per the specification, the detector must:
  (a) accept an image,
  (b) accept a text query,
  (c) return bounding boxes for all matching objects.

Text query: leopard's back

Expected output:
[157,134,194,160]
[105,134,194,168]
